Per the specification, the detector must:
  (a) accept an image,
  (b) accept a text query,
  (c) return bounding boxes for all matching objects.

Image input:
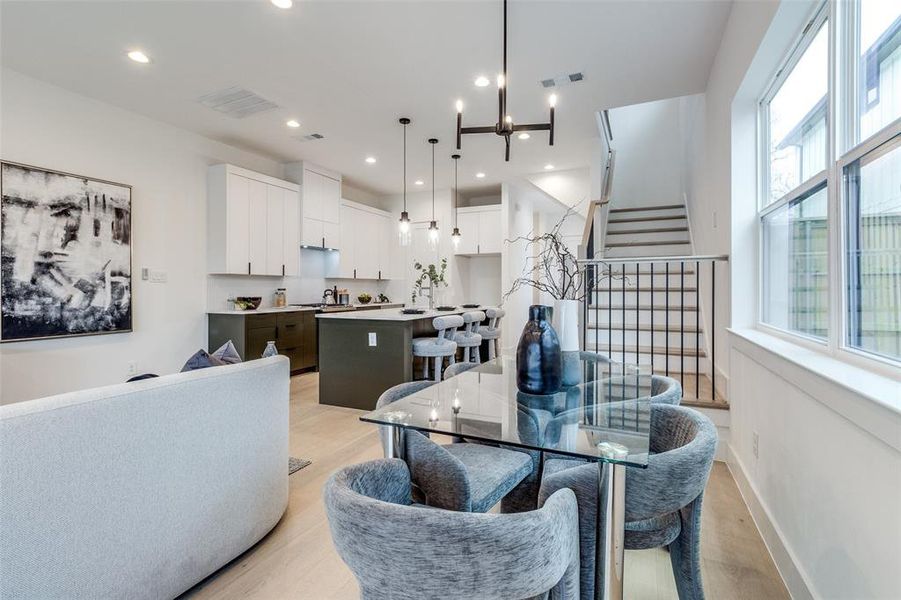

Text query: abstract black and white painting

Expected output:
[1,162,132,342]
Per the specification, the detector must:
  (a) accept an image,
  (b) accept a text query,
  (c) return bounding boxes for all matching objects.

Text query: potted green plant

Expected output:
[412,258,448,309]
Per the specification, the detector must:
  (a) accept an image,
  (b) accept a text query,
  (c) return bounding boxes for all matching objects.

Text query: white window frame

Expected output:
[757,3,831,345]
[756,0,901,377]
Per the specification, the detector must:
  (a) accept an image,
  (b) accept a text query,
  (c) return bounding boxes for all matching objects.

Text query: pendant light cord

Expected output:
[454,158,458,227]
[431,142,436,220]
[403,122,407,212]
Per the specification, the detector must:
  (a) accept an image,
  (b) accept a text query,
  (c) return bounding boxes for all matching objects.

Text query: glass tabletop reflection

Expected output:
[360,355,652,468]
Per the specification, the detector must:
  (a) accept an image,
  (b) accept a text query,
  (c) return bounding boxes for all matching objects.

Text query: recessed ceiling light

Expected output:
[127,50,151,64]
[271,0,293,8]
[544,164,555,170]
[474,76,490,87]
[476,172,486,178]
[286,119,300,128]
[365,156,377,164]
[415,180,424,186]
[518,133,530,140]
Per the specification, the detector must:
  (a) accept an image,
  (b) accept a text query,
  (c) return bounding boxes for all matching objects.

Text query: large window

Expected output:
[845,138,900,360]
[759,0,901,365]
[767,21,828,204]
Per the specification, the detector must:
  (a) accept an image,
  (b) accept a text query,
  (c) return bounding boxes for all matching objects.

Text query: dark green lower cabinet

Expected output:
[208,311,318,373]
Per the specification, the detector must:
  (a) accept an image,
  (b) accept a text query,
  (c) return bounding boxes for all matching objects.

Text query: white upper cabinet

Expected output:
[334,200,395,280]
[208,164,301,276]
[286,162,342,249]
[453,205,502,256]
[454,211,480,255]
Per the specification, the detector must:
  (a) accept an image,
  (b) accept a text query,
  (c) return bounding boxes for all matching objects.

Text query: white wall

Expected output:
[728,334,901,599]
[0,69,284,404]
[526,168,591,214]
[606,97,687,209]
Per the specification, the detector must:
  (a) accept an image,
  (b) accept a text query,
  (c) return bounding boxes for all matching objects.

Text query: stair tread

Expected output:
[587,344,707,357]
[606,240,691,248]
[608,215,687,224]
[590,304,699,311]
[609,204,685,214]
[607,227,690,235]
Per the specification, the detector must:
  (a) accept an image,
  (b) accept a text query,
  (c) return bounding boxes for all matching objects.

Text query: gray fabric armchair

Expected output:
[376,381,534,513]
[324,458,582,600]
[538,404,717,600]
[650,374,682,405]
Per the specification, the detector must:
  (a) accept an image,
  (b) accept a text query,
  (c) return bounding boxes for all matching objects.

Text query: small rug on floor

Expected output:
[289,457,312,475]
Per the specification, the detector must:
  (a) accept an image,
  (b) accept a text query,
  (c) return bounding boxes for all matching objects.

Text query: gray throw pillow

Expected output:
[181,349,226,372]
[211,340,243,364]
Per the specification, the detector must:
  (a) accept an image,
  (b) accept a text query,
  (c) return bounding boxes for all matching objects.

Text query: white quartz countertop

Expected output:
[207,306,317,316]
[316,307,469,322]
[207,302,405,316]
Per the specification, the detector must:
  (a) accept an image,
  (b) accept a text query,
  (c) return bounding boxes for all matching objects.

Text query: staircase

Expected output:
[583,203,728,410]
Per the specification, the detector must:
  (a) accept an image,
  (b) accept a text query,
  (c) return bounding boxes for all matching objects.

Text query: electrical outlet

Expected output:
[752,431,759,459]
[127,361,138,377]
[368,332,377,347]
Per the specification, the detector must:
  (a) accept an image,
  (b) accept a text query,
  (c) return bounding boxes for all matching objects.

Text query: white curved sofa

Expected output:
[0,356,290,599]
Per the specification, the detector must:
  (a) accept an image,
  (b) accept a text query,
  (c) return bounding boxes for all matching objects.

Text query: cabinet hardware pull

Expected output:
[477,244,480,254]
[354,268,356,279]
[282,264,285,276]
[248,262,251,274]
[322,236,325,248]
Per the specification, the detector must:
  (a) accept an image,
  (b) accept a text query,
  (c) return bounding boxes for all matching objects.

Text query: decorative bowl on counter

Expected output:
[436,306,457,311]
[401,308,426,315]
[357,293,372,304]
[235,296,263,311]
[462,303,480,308]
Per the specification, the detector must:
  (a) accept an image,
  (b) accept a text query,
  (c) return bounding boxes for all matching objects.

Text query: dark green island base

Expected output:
[317,308,469,410]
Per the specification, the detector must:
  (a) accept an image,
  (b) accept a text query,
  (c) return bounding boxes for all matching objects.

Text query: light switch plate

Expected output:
[149,270,167,283]
[368,332,377,347]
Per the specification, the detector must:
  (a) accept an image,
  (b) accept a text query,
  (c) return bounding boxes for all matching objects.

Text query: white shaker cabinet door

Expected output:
[283,186,300,277]
[265,184,286,276]
[478,208,502,254]
[248,178,269,275]
[225,173,251,274]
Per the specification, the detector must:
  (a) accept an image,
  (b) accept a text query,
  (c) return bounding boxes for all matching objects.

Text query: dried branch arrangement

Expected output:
[503,204,619,303]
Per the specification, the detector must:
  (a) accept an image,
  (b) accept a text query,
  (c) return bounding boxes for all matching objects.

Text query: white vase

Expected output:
[553,299,580,352]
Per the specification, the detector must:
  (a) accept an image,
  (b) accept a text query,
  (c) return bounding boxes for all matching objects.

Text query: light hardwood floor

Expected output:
[183,372,788,600]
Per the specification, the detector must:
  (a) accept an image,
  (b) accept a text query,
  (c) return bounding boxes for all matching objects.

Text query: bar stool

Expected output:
[412,314,463,381]
[481,307,505,359]
[454,311,485,364]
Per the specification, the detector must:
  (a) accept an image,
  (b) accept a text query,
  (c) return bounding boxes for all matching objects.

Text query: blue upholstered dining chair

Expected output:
[537,404,718,600]
[375,381,534,513]
[324,458,581,600]
[443,361,479,379]
[481,307,505,359]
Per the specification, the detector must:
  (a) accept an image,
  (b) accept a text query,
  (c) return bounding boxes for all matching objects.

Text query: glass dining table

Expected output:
[360,355,653,600]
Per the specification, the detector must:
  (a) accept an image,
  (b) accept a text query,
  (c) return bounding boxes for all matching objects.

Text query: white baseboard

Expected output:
[725,444,817,600]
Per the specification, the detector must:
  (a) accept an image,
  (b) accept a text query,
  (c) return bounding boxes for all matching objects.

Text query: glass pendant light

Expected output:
[398,118,412,246]
[451,153,462,248]
[427,138,440,250]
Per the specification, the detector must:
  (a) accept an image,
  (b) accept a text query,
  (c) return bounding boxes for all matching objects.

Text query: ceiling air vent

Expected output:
[540,72,585,88]
[294,133,325,142]
[197,86,278,119]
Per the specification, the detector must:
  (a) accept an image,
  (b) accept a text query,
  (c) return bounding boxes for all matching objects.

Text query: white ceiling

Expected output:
[0,0,732,195]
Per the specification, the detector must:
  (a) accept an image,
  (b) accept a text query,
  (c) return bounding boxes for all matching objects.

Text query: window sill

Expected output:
[728,327,901,451]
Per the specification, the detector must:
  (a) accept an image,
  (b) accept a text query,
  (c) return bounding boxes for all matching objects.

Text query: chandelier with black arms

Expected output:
[454,0,557,162]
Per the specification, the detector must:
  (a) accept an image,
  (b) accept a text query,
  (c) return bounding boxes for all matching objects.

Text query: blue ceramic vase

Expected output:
[516,305,562,394]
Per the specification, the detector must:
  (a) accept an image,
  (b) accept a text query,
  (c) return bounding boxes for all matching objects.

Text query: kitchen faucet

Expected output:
[418,281,435,310]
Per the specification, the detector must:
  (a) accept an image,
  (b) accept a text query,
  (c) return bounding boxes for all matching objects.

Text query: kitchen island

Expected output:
[317,307,470,409]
